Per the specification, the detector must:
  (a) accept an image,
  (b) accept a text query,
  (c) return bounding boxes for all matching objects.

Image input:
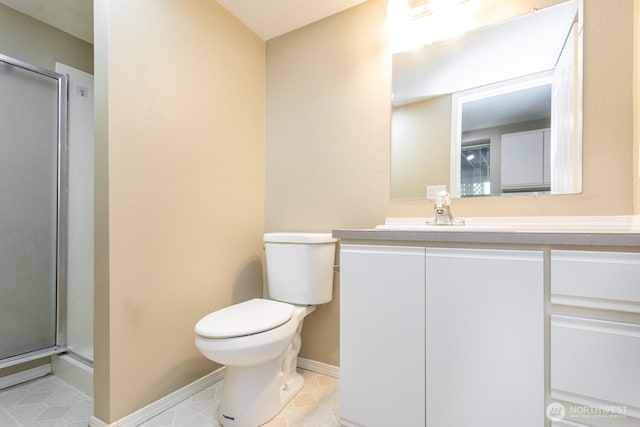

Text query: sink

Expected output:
[374,224,514,232]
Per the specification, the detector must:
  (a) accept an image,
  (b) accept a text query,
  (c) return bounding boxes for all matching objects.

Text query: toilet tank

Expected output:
[264,233,337,305]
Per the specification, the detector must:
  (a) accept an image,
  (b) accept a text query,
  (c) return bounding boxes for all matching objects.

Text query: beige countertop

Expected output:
[333,216,640,248]
[332,228,640,247]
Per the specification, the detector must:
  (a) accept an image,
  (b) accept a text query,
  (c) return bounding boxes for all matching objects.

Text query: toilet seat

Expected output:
[195,298,294,339]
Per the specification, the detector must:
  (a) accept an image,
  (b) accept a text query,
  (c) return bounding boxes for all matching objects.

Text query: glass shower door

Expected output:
[0,54,67,363]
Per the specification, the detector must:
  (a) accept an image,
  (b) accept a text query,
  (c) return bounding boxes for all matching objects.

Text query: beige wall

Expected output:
[632,0,640,215]
[0,3,92,74]
[266,0,635,366]
[266,0,391,366]
[94,0,265,422]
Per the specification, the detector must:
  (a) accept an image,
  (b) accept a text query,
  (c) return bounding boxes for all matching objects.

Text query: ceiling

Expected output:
[216,0,367,40]
[0,0,93,44]
[461,84,552,133]
[0,0,367,45]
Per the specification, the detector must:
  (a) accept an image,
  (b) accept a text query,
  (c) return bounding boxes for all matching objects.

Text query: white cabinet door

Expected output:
[340,244,426,427]
[425,248,544,427]
[501,128,549,191]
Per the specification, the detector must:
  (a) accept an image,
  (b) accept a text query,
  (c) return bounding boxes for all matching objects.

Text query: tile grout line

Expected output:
[0,370,337,427]
[1,404,27,427]
[0,375,95,427]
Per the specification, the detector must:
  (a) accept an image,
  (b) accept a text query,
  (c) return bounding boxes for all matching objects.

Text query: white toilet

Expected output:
[194,232,336,427]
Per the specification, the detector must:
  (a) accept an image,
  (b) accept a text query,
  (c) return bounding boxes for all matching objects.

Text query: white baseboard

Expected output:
[88,358,339,427]
[0,364,52,390]
[89,366,226,427]
[297,357,340,378]
[88,416,109,427]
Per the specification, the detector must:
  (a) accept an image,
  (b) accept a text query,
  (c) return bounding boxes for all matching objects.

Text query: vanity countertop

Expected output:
[332,228,640,247]
[332,216,640,248]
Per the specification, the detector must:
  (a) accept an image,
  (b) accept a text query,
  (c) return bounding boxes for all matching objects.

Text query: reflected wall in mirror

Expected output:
[391,0,582,200]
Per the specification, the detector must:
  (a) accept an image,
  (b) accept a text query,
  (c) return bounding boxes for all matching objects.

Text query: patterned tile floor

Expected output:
[140,369,340,427]
[0,369,339,427]
[0,375,93,427]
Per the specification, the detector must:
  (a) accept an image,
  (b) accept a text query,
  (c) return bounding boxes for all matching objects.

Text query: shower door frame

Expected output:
[0,53,69,368]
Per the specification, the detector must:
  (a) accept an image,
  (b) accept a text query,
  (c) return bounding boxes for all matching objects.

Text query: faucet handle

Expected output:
[435,190,451,206]
[428,190,465,226]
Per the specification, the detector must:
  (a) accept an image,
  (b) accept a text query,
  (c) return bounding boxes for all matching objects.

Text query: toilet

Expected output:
[194,232,337,427]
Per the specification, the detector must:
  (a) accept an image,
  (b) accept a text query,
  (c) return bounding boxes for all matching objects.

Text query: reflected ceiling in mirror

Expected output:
[390,0,582,200]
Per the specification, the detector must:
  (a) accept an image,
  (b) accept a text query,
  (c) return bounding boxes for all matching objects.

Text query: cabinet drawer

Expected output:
[551,315,640,414]
[551,250,640,313]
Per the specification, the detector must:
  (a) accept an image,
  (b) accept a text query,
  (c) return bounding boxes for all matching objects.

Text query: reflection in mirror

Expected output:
[452,72,554,197]
[390,0,582,200]
[460,142,491,197]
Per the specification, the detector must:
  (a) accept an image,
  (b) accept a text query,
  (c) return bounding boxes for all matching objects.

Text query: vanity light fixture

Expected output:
[409,0,470,19]
[386,0,411,39]
[387,0,471,53]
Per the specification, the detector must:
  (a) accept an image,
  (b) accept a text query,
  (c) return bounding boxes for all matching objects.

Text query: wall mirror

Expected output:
[390,0,582,200]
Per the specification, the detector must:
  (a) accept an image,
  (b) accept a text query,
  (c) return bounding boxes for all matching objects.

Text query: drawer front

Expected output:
[551,315,640,413]
[551,250,640,313]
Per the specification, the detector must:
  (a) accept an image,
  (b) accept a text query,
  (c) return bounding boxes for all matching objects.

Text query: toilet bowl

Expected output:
[194,232,336,427]
[195,299,315,426]
[195,298,314,367]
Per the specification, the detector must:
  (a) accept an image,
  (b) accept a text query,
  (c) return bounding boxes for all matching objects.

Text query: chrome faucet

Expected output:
[428,190,465,226]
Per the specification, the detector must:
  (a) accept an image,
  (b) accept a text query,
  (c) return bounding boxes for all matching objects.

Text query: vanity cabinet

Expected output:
[550,250,640,424]
[501,128,550,191]
[340,244,544,427]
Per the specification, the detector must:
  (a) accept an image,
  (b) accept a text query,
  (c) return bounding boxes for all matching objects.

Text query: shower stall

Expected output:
[0,53,68,367]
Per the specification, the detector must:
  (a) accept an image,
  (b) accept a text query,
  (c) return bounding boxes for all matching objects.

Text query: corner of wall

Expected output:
[634,0,640,214]
[93,0,111,421]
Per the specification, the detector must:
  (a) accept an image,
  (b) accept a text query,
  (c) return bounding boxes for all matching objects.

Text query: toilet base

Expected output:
[219,360,304,427]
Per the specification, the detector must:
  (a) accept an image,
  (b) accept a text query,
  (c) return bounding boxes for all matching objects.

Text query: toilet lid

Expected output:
[195,298,295,339]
